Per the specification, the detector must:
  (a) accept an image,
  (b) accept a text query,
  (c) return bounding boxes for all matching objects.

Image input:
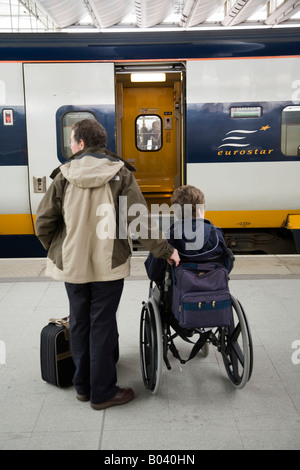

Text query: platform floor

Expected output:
[0,255,300,450]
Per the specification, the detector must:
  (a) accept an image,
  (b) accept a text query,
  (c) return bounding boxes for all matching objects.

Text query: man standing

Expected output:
[35,119,179,410]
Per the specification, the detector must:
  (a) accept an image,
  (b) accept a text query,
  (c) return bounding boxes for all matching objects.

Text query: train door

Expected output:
[23,62,115,221]
[115,64,184,209]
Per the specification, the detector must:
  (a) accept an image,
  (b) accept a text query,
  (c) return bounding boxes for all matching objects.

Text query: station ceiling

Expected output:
[1,0,300,33]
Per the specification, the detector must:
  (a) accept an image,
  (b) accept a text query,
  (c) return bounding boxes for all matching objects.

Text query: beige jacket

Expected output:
[35,149,174,283]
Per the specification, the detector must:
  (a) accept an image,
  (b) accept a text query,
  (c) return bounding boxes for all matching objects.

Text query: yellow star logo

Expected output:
[260,125,270,131]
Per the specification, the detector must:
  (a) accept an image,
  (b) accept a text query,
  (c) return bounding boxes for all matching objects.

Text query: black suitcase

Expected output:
[40,318,120,388]
[40,318,75,388]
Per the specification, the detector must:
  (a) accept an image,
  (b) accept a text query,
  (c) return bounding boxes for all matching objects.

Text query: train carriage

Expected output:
[0,28,300,256]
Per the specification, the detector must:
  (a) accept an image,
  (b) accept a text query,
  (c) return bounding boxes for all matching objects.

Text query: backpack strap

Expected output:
[166,309,211,364]
[168,329,211,364]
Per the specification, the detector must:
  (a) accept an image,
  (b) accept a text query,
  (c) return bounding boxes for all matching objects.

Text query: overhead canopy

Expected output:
[1,0,300,32]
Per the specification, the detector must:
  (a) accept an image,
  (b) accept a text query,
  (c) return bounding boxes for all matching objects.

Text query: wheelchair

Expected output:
[140,261,253,394]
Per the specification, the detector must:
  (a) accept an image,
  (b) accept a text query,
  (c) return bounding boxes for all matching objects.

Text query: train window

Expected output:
[230,107,263,118]
[136,115,162,151]
[281,106,300,156]
[62,111,96,159]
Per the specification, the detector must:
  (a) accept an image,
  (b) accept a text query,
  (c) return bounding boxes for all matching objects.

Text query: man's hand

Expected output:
[167,248,180,267]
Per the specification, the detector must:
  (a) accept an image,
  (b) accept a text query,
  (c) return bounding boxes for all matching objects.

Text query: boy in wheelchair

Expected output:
[145,185,234,358]
[145,185,234,284]
[141,186,252,391]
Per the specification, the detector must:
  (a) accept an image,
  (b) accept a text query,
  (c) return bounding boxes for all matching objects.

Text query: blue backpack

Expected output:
[171,262,232,329]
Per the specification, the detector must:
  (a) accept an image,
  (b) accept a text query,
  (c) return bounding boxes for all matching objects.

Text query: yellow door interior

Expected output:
[119,76,182,209]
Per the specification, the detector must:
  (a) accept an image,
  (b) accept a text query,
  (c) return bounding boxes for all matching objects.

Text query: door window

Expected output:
[62,111,96,159]
[281,106,300,156]
[136,115,162,151]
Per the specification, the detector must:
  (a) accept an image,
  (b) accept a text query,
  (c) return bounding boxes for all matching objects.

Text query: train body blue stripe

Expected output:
[187,102,300,164]
[0,106,28,166]
[0,235,47,258]
[0,30,299,62]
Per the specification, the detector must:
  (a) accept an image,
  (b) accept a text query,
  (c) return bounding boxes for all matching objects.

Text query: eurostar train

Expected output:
[1,28,300,256]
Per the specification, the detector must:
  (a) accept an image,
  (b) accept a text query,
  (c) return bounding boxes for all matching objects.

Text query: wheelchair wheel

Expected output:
[221,295,253,389]
[140,298,163,394]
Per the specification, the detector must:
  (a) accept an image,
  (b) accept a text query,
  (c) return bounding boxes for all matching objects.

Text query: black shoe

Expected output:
[90,387,134,410]
[76,393,90,402]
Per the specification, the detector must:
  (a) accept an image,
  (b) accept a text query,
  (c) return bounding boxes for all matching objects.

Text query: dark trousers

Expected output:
[65,279,124,404]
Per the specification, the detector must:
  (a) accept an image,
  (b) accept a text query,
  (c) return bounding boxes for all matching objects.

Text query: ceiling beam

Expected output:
[83,0,134,30]
[181,0,224,28]
[265,0,300,25]
[135,0,173,28]
[17,0,59,30]
[222,0,265,27]
[82,0,101,29]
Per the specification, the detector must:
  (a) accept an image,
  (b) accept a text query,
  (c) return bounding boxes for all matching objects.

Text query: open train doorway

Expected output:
[115,63,185,213]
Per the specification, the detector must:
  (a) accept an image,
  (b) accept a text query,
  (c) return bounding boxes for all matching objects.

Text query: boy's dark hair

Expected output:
[72,119,107,148]
[171,185,205,218]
